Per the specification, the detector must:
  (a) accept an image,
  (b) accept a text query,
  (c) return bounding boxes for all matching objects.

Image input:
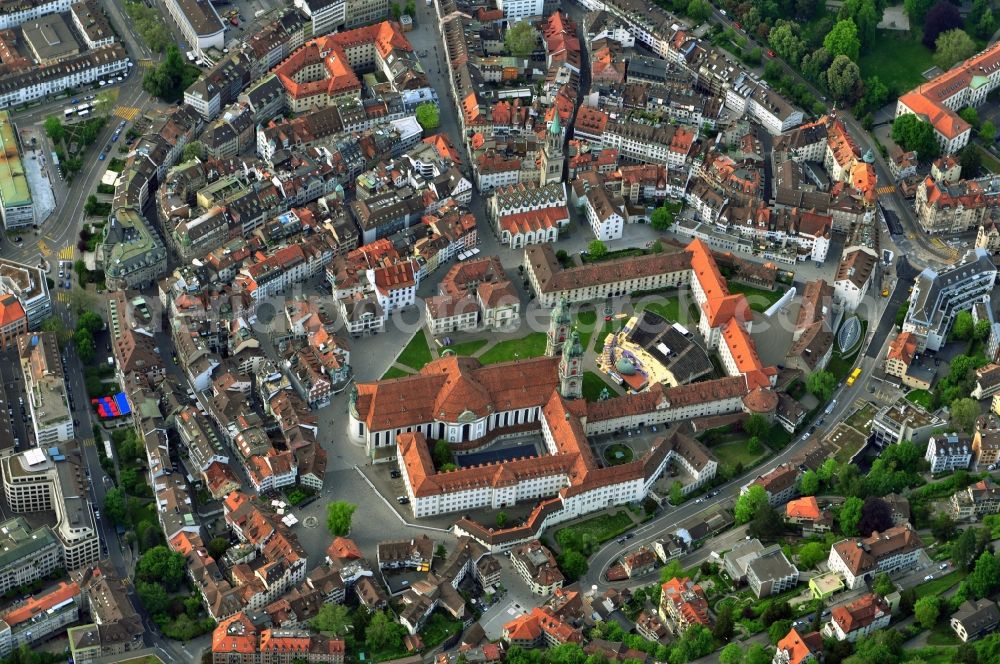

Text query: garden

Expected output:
[44,115,107,179]
[582,371,616,402]
[603,443,634,466]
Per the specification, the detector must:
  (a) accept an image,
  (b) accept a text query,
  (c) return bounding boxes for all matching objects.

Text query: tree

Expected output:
[77,311,104,334]
[182,141,204,162]
[905,0,935,25]
[735,485,769,524]
[858,496,893,536]
[326,501,357,536]
[873,572,896,596]
[799,470,820,496]
[312,603,352,636]
[768,21,807,66]
[797,541,829,569]
[505,21,538,57]
[930,512,957,542]
[935,29,978,70]
[433,439,454,468]
[970,0,996,39]
[848,0,880,49]
[713,604,734,641]
[74,329,95,363]
[44,116,64,143]
[802,48,832,84]
[719,643,742,664]
[824,19,861,61]
[852,629,905,663]
[208,537,230,560]
[952,398,981,434]
[768,619,792,645]
[827,55,862,101]
[747,436,762,454]
[982,120,997,142]
[961,144,984,178]
[136,546,187,591]
[103,487,127,525]
[588,240,608,258]
[858,76,889,115]
[496,511,508,528]
[954,310,976,340]
[744,413,770,438]
[415,102,440,131]
[953,527,988,571]
[914,595,941,629]
[670,624,715,663]
[806,370,836,402]
[365,610,405,652]
[923,1,964,49]
[818,457,839,483]
[967,551,1000,599]
[650,204,676,231]
[686,0,711,22]
[390,2,401,19]
[839,496,863,536]
[743,644,771,664]
[557,550,589,581]
[748,503,784,541]
[136,581,171,616]
[143,45,190,103]
[670,481,684,505]
[960,107,981,130]
[404,0,415,17]
[892,114,941,159]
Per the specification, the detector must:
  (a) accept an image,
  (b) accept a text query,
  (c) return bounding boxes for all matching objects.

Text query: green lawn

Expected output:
[927,621,960,646]
[445,339,488,356]
[906,389,933,409]
[381,366,414,380]
[901,647,957,664]
[858,30,935,95]
[554,511,634,555]
[845,403,878,432]
[576,309,597,350]
[396,332,432,370]
[593,316,625,352]
[711,437,769,470]
[978,145,1000,174]
[914,570,967,599]
[478,332,548,364]
[726,283,783,313]
[603,443,634,466]
[639,297,681,322]
[583,371,615,402]
[421,610,464,648]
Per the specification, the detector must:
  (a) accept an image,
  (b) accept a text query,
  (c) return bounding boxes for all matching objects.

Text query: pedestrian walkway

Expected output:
[138,59,155,70]
[37,239,51,256]
[876,185,897,195]
[112,105,141,121]
[58,245,74,261]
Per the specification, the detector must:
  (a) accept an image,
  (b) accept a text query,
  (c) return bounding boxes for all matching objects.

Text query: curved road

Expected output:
[583,270,912,589]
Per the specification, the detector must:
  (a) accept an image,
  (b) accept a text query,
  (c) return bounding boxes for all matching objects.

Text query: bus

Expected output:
[63,108,75,118]
[846,367,862,387]
[76,103,92,115]
[78,110,90,118]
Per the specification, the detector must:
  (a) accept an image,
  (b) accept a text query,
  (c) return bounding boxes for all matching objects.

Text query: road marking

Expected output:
[113,105,141,121]
[875,185,896,195]
[81,437,95,447]
[37,240,51,256]
[59,245,74,260]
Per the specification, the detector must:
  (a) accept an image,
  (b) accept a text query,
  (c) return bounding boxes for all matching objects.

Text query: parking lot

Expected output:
[0,349,32,451]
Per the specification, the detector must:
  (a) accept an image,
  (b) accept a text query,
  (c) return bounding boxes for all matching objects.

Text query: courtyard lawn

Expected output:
[554,511,634,554]
[478,332,548,364]
[381,366,414,380]
[603,443,634,466]
[845,403,878,432]
[639,297,681,322]
[576,309,597,350]
[445,338,488,356]
[858,30,935,95]
[421,610,464,648]
[726,283,783,313]
[583,371,616,402]
[914,570,967,599]
[906,389,934,410]
[396,332,433,371]
[901,648,957,664]
[711,438,769,471]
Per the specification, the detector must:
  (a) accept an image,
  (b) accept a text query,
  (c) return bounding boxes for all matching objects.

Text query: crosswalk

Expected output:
[56,291,72,304]
[139,59,154,71]
[80,437,96,448]
[37,239,51,257]
[113,105,141,121]
[58,245,75,261]
[875,185,897,195]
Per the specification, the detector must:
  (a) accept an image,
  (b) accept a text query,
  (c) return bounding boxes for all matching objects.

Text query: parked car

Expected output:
[98,152,106,161]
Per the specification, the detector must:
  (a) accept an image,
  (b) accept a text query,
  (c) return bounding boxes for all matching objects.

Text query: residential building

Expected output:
[211,611,346,663]
[833,247,878,313]
[870,399,942,446]
[951,478,1000,520]
[827,524,925,589]
[70,0,114,49]
[344,0,387,28]
[773,628,823,664]
[0,44,128,108]
[68,565,144,663]
[102,207,170,291]
[823,594,891,642]
[0,295,26,349]
[0,581,81,657]
[294,0,346,37]
[785,496,833,535]
[951,599,1000,643]
[972,363,1000,400]
[743,464,799,507]
[0,0,73,30]
[0,517,60,595]
[164,0,225,55]
[974,414,1000,468]
[622,547,657,579]
[903,248,997,351]
[885,332,917,380]
[658,577,711,634]
[915,175,1000,234]
[18,332,72,444]
[425,256,520,335]
[895,42,1000,154]
[0,111,32,229]
[747,547,799,598]
[925,433,973,474]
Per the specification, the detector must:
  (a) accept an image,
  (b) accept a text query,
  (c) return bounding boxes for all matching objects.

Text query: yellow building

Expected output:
[809,571,845,601]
